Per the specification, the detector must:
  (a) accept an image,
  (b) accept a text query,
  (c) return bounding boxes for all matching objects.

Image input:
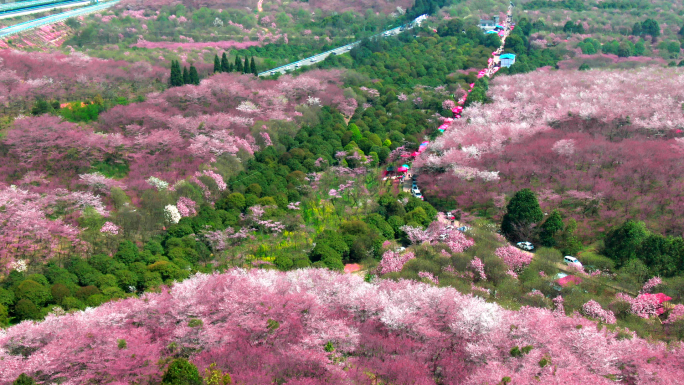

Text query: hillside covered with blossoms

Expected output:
[2,0,684,382]
[2,268,684,384]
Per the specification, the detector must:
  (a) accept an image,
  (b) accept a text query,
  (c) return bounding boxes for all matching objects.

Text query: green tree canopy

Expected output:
[603,220,648,266]
[501,189,543,242]
[162,358,202,385]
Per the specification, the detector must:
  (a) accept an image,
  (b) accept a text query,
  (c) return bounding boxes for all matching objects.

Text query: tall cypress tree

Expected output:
[182,66,190,85]
[228,63,234,72]
[243,57,250,74]
[189,65,200,85]
[250,57,257,75]
[235,55,243,72]
[213,55,221,73]
[221,52,229,72]
[169,60,183,87]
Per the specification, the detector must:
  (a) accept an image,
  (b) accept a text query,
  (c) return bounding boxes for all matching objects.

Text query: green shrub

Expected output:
[114,269,139,292]
[15,280,51,307]
[12,374,36,385]
[14,299,41,321]
[162,358,202,385]
[68,260,103,286]
[188,318,204,327]
[75,285,101,301]
[0,287,15,307]
[143,271,163,290]
[61,296,85,311]
[166,224,195,239]
[274,256,294,270]
[114,240,140,265]
[257,196,277,206]
[89,254,124,274]
[0,303,9,326]
[148,261,189,281]
[86,294,108,307]
[577,251,615,272]
[44,266,78,286]
[310,244,340,263]
[322,255,345,271]
[96,274,118,289]
[293,258,311,268]
[25,274,49,287]
[101,286,126,299]
[50,283,71,304]
[144,240,165,256]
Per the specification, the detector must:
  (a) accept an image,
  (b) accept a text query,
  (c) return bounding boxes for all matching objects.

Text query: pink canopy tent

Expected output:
[397,166,408,172]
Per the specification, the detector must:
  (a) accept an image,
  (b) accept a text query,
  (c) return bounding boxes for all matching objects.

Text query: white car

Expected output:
[411,186,420,194]
[516,241,534,251]
[563,256,582,267]
[412,191,423,200]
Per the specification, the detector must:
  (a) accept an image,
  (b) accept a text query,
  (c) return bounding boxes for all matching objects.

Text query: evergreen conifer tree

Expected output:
[189,65,200,85]
[235,55,243,72]
[13,374,36,385]
[221,52,229,72]
[182,66,190,85]
[251,57,257,75]
[213,55,221,73]
[243,57,250,73]
[169,60,183,87]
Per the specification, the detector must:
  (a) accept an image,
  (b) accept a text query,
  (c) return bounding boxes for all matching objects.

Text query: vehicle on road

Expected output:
[411,186,420,194]
[563,256,582,267]
[516,241,534,251]
[412,191,423,200]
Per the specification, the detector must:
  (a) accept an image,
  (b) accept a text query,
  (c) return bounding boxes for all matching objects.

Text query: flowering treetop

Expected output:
[0,269,682,384]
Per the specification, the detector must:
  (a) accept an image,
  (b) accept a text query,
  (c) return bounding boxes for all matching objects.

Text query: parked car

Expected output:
[412,191,423,200]
[446,211,456,220]
[516,241,534,251]
[457,226,470,232]
[563,256,582,267]
[411,186,420,194]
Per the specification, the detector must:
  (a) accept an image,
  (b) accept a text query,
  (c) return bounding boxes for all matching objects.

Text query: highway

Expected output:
[0,0,117,38]
[0,0,91,20]
[258,14,427,77]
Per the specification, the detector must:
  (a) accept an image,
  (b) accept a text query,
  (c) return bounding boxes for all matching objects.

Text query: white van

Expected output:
[563,256,581,266]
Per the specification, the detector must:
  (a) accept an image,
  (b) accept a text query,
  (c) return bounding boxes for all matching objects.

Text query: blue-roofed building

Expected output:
[500,53,516,68]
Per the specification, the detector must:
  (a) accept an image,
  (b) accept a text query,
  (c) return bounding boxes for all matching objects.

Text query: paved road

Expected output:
[0,0,117,39]
[258,14,427,77]
[0,0,91,21]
